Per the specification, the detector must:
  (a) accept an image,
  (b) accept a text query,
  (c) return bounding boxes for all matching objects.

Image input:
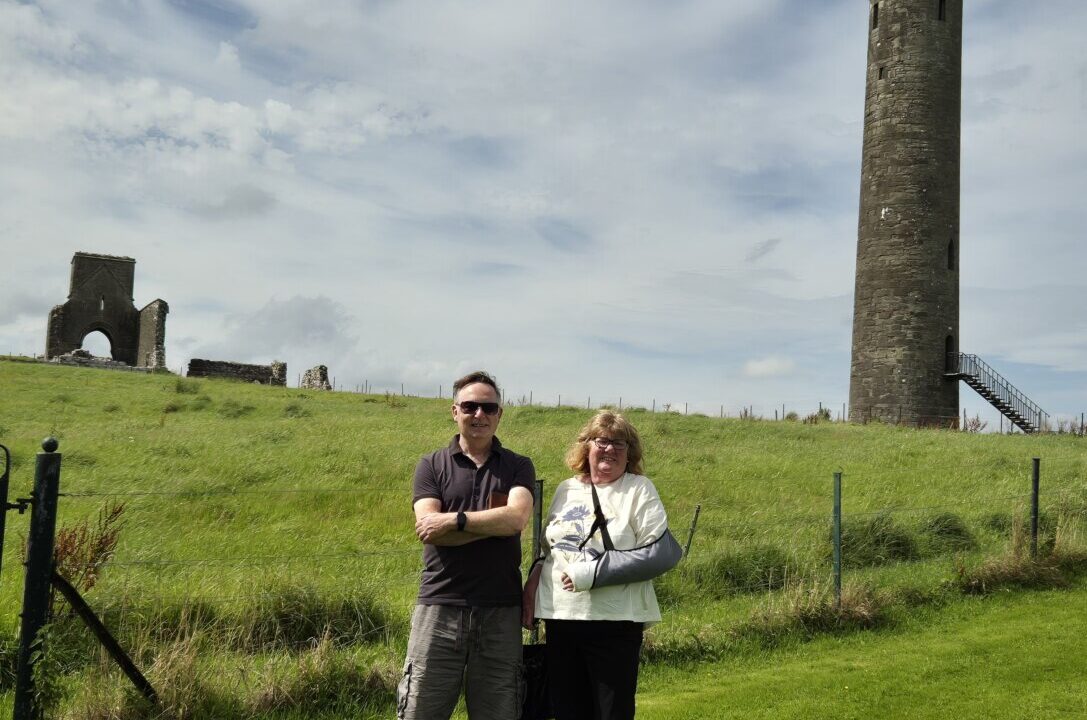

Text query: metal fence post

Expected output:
[530,478,544,645]
[832,472,842,610]
[684,504,702,557]
[1031,458,1040,558]
[532,479,543,561]
[14,438,62,720]
[0,444,12,583]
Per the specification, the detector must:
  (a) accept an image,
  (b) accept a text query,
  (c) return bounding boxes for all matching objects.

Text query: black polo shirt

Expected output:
[413,435,536,606]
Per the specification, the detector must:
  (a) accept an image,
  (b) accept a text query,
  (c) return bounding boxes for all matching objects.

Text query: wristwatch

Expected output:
[456,510,468,532]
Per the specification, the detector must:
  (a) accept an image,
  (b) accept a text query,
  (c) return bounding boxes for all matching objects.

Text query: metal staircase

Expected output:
[946,353,1048,433]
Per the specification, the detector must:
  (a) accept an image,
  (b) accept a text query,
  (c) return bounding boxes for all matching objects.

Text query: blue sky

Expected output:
[2,0,1085,428]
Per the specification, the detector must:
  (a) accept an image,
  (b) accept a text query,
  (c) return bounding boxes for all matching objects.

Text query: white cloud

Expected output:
[214,41,241,74]
[742,356,797,379]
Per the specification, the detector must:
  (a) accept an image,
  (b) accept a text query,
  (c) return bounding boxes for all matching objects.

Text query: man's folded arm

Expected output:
[413,486,534,545]
[461,485,534,536]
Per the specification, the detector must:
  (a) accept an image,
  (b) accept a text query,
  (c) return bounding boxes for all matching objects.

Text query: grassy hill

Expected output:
[0,358,1084,718]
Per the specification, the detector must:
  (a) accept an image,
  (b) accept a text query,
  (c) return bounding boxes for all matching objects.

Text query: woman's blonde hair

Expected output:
[565,411,644,477]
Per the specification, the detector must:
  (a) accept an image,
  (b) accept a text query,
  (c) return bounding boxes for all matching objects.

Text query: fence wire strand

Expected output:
[60,486,405,499]
[88,573,425,608]
[843,493,1032,518]
[106,548,421,567]
[36,477,1080,627]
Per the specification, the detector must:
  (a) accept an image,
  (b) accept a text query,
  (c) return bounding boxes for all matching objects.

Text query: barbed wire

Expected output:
[692,503,828,524]
[655,572,839,607]
[105,548,422,568]
[695,494,1039,533]
[87,573,425,607]
[60,486,407,499]
[48,490,1060,573]
[37,481,1081,594]
[843,493,1032,518]
[103,542,553,570]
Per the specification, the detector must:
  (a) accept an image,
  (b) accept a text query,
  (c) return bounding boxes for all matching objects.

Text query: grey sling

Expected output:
[578,482,683,590]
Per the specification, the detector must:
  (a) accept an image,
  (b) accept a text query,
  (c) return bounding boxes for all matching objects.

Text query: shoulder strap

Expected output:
[578,482,615,552]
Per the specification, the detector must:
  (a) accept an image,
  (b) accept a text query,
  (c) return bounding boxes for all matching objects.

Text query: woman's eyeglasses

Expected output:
[590,437,628,451]
[457,401,501,415]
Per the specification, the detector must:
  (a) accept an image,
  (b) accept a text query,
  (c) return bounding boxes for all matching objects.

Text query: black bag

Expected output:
[521,642,553,720]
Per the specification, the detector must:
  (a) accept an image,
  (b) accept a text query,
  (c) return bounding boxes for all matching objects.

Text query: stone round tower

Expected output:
[849,0,962,427]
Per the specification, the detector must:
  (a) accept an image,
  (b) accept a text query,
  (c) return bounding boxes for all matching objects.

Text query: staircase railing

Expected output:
[947,353,1048,432]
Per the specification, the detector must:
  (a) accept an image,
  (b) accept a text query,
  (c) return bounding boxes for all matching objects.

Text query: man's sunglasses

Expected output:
[457,401,501,415]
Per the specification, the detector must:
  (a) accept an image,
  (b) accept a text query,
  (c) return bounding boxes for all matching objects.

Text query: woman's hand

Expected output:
[561,572,574,592]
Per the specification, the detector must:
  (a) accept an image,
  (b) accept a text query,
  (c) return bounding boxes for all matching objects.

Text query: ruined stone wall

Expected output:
[46,253,140,363]
[137,300,169,369]
[270,361,287,387]
[849,0,961,427]
[50,349,154,373]
[187,359,287,386]
[300,365,332,390]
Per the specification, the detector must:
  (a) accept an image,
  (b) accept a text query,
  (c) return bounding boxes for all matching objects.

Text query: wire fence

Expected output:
[46,480,1075,614]
[52,485,1066,566]
[5,445,1082,628]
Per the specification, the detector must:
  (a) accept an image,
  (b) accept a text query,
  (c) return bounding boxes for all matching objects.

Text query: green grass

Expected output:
[639,581,1087,718]
[0,358,1085,718]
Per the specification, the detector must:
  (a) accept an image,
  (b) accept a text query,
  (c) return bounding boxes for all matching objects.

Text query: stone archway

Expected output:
[45,252,169,368]
[80,329,114,359]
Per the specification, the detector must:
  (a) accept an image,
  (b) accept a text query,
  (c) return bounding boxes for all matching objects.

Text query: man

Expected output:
[398,370,536,720]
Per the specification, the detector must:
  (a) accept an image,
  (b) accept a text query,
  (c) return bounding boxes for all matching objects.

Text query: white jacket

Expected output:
[535,473,680,625]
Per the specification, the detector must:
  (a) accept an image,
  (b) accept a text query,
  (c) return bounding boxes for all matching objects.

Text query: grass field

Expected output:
[0,357,1084,718]
[640,582,1087,719]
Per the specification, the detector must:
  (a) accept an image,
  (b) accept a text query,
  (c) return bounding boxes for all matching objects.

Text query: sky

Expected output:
[2,0,1085,428]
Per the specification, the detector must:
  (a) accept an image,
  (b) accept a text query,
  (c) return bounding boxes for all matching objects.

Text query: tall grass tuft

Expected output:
[65,632,242,720]
[175,378,200,394]
[97,584,399,655]
[918,512,976,554]
[803,407,832,424]
[238,585,398,651]
[957,550,1066,594]
[217,399,255,419]
[736,580,890,645]
[835,513,918,568]
[283,402,311,419]
[0,633,17,691]
[679,545,795,597]
[249,630,397,714]
[957,512,1087,594]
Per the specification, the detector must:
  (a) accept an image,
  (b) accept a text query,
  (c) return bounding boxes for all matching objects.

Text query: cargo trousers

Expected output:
[397,604,523,720]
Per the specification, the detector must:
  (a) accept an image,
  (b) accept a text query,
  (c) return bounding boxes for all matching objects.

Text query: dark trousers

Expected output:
[545,619,644,720]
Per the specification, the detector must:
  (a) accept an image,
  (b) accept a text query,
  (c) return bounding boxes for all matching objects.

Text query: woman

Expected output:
[524,411,682,720]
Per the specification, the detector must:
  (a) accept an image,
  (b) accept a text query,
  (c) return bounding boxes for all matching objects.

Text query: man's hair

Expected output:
[452,370,501,402]
[565,410,645,476]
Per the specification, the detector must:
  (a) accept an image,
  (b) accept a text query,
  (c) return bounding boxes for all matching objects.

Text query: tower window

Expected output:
[938,0,946,21]
[878,66,886,80]
[100,296,105,311]
[947,239,955,270]
[872,2,879,29]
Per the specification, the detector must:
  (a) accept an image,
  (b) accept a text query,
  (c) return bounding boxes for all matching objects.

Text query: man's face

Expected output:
[452,382,503,443]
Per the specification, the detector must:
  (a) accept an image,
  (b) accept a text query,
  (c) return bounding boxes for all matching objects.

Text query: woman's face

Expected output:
[587,435,628,483]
